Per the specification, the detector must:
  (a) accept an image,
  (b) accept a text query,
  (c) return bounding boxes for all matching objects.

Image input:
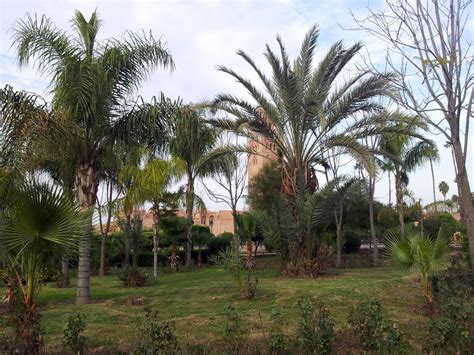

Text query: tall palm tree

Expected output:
[212,25,399,200]
[169,108,229,268]
[123,156,185,277]
[425,146,440,211]
[379,119,435,234]
[438,181,449,202]
[211,25,416,273]
[12,10,174,304]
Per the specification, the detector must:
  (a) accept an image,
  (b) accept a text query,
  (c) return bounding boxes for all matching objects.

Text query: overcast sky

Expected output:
[1,0,472,211]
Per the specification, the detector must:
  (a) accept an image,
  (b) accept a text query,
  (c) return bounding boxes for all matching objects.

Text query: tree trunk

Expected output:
[152,205,160,278]
[61,257,69,280]
[231,208,239,251]
[395,168,405,234]
[388,171,392,206]
[75,160,98,305]
[124,212,131,272]
[334,206,342,268]
[368,175,378,266]
[429,159,437,212]
[185,174,194,269]
[99,232,106,276]
[451,136,474,272]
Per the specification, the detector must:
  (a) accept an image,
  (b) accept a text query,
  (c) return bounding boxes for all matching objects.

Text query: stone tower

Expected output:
[247,136,277,184]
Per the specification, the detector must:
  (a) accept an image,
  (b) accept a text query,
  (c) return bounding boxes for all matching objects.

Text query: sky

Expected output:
[0,0,472,211]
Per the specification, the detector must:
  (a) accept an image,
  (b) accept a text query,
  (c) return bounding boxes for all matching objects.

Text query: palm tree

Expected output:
[379,118,435,234]
[426,146,440,211]
[123,156,185,277]
[212,25,398,201]
[236,213,257,269]
[169,108,229,268]
[385,228,449,313]
[12,10,174,304]
[211,26,415,273]
[438,181,449,202]
[1,180,87,306]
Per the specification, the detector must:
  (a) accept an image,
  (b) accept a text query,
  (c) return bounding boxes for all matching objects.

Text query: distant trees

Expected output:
[354,0,474,270]
[438,181,449,202]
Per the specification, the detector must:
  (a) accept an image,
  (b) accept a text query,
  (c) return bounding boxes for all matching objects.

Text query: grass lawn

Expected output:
[2,260,431,353]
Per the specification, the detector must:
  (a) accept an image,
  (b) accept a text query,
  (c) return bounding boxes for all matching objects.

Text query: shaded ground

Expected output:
[2,260,430,353]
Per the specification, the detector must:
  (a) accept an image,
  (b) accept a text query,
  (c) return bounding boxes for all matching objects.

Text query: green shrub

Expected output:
[342,230,361,254]
[348,297,404,351]
[423,212,464,241]
[136,308,179,354]
[119,267,149,287]
[221,304,246,351]
[207,233,233,256]
[63,313,86,354]
[268,308,288,352]
[426,256,473,352]
[297,297,334,354]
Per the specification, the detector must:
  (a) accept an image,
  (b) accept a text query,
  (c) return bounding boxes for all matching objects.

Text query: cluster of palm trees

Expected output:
[1,9,458,307]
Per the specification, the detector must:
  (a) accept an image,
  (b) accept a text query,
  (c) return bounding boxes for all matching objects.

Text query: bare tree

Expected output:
[204,135,247,245]
[352,0,474,269]
[96,177,121,277]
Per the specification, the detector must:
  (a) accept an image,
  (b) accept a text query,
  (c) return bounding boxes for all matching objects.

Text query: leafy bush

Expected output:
[268,308,288,352]
[207,233,233,256]
[63,313,86,354]
[136,308,179,354]
[423,212,464,241]
[342,230,361,254]
[119,267,149,287]
[425,256,473,352]
[348,298,404,351]
[221,304,246,351]
[297,297,334,354]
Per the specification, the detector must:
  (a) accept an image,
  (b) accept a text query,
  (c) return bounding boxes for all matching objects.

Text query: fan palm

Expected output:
[385,228,450,312]
[0,180,88,307]
[438,181,449,202]
[12,10,174,303]
[169,108,231,268]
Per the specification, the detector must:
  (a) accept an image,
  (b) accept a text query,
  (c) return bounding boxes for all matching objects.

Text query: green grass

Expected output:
[3,261,430,352]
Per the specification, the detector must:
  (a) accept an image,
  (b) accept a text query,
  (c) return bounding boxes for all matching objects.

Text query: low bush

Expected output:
[136,308,179,354]
[119,268,149,287]
[297,297,334,354]
[348,297,404,351]
[425,256,473,352]
[63,313,86,355]
[342,230,361,254]
[268,308,288,353]
[207,233,233,257]
[221,304,247,352]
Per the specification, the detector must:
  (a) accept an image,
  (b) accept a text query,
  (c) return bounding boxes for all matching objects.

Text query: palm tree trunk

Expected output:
[368,175,378,266]
[231,208,239,251]
[99,233,106,276]
[124,212,131,272]
[388,171,392,206]
[185,173,194,269]
[152,205,160,278]
[451,136,474,272]
[334,205,343,268]
[61,257,69,280]
[429,159,437,212]
[75,160,98,305]
[395,169,405,235]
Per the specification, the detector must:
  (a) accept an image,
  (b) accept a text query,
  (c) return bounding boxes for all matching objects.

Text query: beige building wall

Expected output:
[247,136,277,184]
